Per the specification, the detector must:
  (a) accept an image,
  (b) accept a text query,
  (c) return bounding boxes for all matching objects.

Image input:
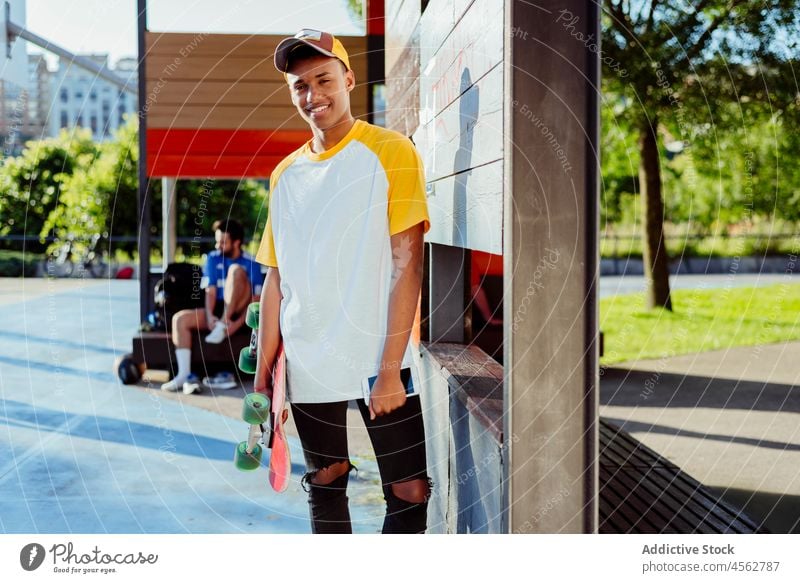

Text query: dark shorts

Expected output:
[290,396,428,486]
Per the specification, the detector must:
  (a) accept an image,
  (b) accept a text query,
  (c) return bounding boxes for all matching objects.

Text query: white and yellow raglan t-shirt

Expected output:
[255,119,430,404]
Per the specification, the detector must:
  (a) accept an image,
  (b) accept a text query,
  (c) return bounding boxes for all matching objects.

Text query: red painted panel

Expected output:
[147,155,291,179]
[471,250,503,285]
[367,0,385,36]
[146,128,310,178]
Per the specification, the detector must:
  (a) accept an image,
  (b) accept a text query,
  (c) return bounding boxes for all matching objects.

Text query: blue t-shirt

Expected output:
[201,250,264,301]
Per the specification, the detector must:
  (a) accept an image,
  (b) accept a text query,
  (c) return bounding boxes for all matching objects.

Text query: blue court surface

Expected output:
[0,278,384,533]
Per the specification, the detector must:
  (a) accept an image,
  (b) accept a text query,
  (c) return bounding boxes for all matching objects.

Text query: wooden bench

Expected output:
[132,328,251,378]
[599,418,766,533]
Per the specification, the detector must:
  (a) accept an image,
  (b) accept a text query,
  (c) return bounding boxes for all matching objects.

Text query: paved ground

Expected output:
[3,276,798,534]
[601,342,800,533]
[0,278,384,533]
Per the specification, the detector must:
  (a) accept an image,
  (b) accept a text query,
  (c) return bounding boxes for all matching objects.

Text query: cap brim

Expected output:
[274,38,338,73]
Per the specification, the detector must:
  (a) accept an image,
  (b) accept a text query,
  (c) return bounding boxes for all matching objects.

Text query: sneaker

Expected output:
[182,374,202,395]
[161,375,188,392]
[202,371,238,390]
[205,321,228,344]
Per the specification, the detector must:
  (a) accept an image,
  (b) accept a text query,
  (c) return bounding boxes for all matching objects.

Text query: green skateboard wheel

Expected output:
[242,392,270,425]
[246,302,260,330]
[239,346,257,374]
[234,441,262,470]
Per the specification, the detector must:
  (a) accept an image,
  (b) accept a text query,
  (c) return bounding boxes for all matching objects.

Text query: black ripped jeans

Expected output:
[291,395,431,534]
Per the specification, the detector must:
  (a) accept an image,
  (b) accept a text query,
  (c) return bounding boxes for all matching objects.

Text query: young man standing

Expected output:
[254,29,432,533]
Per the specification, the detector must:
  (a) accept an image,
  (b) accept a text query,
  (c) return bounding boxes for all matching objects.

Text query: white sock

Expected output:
[175,348,191,381]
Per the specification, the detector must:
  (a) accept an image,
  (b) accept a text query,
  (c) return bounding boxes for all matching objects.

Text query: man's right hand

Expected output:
[253,377,273,399]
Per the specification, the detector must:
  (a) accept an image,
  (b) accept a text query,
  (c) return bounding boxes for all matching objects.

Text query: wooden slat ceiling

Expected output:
[143,32,369,178]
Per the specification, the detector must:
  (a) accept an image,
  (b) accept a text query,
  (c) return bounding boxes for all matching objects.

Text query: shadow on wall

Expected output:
[453,67,478,247]
[450,369,504,533]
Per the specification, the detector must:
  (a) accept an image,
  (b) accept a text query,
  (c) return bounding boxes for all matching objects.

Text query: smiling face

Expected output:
[286,54,355,132]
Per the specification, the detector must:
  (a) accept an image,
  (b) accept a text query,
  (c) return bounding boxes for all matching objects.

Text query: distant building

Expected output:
[0,53,52,155]
[26,54,52,139]
[48,53,137,141]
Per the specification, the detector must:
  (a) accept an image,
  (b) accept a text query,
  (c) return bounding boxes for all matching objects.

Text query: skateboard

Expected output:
[237,303,261,374]
[234,303,291,492]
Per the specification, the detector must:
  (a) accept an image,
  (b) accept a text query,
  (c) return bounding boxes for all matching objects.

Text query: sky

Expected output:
[24,0,364,68]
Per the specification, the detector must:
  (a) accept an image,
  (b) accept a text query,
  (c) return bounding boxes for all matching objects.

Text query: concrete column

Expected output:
[502,0,600,533]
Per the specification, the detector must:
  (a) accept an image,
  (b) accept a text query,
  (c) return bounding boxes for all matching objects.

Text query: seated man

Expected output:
[161,218,264,392]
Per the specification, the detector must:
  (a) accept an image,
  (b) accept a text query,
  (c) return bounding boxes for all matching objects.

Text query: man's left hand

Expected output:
[222,315,244,336]
[368,372,407,420]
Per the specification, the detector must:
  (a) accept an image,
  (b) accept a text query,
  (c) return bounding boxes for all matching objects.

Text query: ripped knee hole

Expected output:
[390,477,432,504]
[304,460,355,487]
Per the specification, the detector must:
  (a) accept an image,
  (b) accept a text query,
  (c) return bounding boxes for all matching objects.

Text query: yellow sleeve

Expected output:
[255,194,278,268]
[387,139,430,236]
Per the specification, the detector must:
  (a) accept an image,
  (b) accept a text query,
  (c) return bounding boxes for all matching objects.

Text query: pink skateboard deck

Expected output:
[268,344,291,492]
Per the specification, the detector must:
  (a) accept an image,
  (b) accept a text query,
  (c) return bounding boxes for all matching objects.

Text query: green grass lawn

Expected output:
[599,283,800,365]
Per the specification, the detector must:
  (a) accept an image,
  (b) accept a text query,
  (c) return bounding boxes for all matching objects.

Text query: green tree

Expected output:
[0,129,95,253]
[601,97,640,227]
[43,120,139,255]
[42,117,268,258]
[603,0,800,310]
[344,0,364,22]
[662,110,800,230]
[171,178,268,254]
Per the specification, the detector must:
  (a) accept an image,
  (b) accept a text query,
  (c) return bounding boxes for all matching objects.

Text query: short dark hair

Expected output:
[212,218,244,244]
[286,44,347,76]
